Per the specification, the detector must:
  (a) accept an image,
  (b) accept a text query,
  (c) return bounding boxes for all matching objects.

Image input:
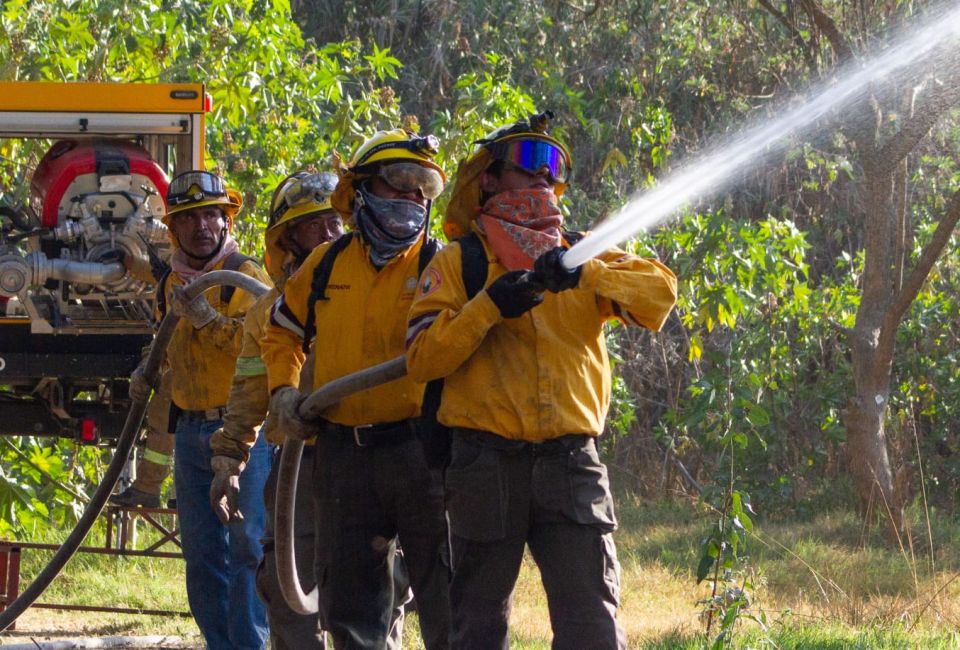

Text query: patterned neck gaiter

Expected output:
[354,185,427,267]
[476,187,562,271]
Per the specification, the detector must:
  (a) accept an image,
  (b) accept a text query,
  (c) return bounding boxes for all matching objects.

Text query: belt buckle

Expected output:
[204,408,221,421]
[352,424,373,447]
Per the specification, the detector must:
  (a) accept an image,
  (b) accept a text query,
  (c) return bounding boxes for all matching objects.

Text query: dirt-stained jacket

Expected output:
[261,234,427,426]
[159,258,271,411]
[209,283,318,461]
[405,228,678,442]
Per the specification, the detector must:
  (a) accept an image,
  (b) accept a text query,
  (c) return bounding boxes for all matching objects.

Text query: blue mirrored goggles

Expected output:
[493,139,570,184]
[167,170,227,206]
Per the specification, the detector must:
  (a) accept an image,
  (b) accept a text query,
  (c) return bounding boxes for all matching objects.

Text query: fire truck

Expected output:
[0,82,209,442]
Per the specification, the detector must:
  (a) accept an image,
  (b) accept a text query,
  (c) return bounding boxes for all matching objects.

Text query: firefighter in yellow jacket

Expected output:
[406,112,678,649]
[208,171,344,650]
[157,170,272,650]
[261,130,451,649]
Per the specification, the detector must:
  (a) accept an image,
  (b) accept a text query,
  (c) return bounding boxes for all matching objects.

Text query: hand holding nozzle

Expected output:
[531,247,581,293]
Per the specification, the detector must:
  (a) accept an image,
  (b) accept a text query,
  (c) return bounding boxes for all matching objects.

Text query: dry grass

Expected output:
[4,498,960,647]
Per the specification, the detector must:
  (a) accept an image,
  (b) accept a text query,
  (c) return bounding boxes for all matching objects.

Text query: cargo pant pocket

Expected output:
[565,440,617,531]
[444,437,507,541]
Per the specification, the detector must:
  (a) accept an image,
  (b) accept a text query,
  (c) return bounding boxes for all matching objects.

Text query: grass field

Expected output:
[3,492,960,648]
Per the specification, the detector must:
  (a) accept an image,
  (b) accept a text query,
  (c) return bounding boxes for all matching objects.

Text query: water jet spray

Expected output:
[562,2,960,269]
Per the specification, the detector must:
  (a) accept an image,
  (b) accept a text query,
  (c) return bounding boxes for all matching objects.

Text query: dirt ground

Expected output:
[0,608,203,648]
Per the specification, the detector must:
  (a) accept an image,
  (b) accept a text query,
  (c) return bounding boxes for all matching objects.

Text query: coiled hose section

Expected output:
[275,356,408,614]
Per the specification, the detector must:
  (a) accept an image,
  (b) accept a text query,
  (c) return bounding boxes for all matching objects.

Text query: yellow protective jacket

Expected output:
[159,258,271,411]
[261,234,428,426]
[208,287,276,461]
[210,283,318,461]
[406,229,678,442]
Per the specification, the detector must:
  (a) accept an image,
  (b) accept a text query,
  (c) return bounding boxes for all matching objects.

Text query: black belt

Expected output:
[452,427,593,456]
[323,419,419,447]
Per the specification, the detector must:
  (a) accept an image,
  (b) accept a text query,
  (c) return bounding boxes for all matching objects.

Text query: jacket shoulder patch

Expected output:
[419,267,442,297]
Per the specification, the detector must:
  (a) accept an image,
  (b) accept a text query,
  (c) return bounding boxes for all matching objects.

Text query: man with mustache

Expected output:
[154,170,273,650]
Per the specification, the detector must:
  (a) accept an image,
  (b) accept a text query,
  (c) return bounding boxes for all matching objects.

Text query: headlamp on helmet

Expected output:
[353,133,440,171]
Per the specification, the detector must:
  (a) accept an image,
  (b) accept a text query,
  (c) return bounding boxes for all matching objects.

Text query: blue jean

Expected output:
[175,412,272,650]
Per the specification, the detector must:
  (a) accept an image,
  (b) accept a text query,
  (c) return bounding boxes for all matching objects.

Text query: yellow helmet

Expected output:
[162,170,242,247]
[331,128,446,221]
[444,111,571,240]
[264,171,338,281]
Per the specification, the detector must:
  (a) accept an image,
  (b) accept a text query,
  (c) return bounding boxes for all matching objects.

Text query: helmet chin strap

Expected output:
[183,228,227,263]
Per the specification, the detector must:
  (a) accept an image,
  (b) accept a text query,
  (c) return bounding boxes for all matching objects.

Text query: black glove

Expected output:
[486,270,544,318]
[532,247,581,293]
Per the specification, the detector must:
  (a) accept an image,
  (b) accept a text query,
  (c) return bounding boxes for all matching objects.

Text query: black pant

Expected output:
[445,429,626,650]
[313,423,450,649]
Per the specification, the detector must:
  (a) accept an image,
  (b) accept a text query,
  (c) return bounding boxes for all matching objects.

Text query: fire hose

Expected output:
[274,356,408,615]
[0,268,408,628]
[0,270,269,631]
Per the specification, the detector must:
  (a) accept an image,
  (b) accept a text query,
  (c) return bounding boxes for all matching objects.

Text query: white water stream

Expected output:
[563,2,960,269]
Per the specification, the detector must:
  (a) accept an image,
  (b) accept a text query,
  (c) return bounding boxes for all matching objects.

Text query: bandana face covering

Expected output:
[354,185,427,266]
[476,187,563,271]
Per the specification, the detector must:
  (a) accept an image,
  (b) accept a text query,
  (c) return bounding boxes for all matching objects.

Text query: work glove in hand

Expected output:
[169,285,218,329]
[269,386,319,441]
[532,247,581,293]
[486,270,545,318]
[209,453,246,524]
[128,360,154,403]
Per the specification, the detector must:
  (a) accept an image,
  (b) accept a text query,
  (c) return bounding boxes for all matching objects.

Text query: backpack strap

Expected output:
[457,232,488,300]
[417,234,484,470]
[419,237,441,276]
[219,251,256,307]
[155,251,253,321]
[301,233,356,353]
[155,267,172,321]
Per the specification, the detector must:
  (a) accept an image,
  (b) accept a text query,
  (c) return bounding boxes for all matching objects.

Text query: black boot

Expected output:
[109,487,161,508]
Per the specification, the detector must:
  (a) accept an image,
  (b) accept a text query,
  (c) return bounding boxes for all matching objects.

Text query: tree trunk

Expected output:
[844,166,904,536]
[768,0,960,538]
[844,353,901,532]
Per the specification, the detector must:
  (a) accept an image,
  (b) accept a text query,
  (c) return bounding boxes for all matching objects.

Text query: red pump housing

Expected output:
[30,139,169,228]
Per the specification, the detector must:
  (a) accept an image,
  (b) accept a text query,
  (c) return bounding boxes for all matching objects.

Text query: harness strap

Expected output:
[301,233,356,353]
[457,232,488,300]
[219,251,255,306]
[155,251,254,320]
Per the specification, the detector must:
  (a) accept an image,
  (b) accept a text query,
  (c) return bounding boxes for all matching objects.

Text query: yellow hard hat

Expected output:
[264,171,338,281]
[444,111,571,240]
[331,128,446,221]
[162,170,242,247]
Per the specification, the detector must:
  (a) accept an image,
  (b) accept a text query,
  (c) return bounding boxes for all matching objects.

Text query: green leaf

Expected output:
[696,551,716,584]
